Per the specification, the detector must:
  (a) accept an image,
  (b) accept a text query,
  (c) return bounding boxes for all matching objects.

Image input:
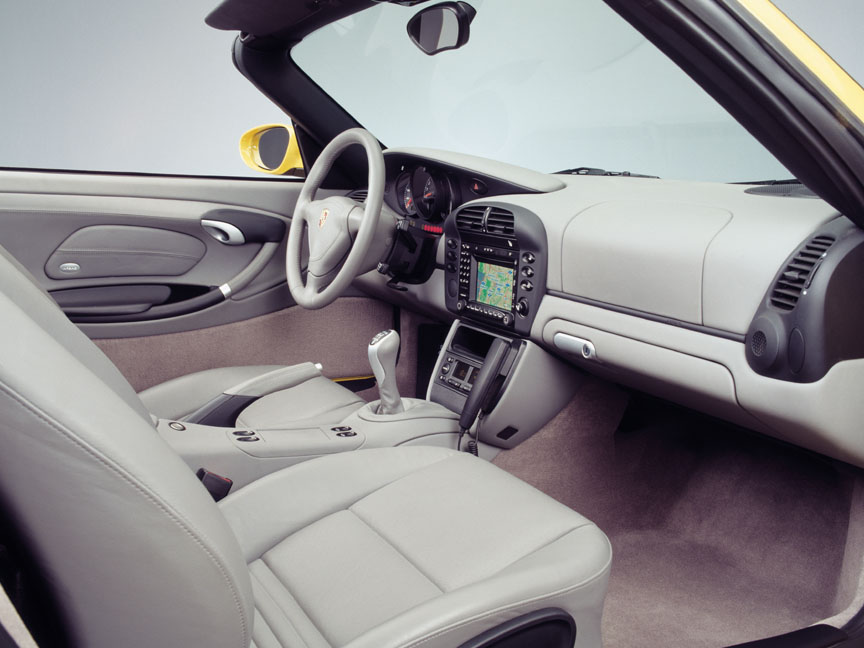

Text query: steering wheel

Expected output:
[286,128,385,309]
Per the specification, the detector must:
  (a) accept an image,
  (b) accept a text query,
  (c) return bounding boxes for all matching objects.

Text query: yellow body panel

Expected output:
[738,0,864,122]
[239,123,304,175]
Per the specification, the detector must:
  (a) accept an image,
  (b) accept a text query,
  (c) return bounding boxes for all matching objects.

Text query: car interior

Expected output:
[1,1,864,647]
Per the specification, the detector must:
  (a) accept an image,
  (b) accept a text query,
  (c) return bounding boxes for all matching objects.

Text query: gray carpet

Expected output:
[493,378,855,647]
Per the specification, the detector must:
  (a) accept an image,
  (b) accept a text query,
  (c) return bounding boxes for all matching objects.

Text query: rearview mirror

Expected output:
[239,124,304,176]
[407,1,476,56]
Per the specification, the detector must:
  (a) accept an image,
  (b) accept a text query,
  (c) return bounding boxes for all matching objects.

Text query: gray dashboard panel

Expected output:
[561,200,731,324]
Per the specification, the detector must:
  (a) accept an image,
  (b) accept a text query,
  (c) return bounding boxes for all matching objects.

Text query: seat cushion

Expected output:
[235,374,364,429]
[220,446,612,648]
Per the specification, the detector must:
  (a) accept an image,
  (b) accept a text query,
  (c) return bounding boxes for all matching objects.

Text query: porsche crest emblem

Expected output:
[318,208,329,229]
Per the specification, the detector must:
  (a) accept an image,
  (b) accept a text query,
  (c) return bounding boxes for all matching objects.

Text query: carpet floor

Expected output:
[492,377,855,647]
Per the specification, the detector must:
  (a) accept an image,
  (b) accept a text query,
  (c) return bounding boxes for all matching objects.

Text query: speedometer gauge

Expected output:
[394,172,417,216]
[402,182,417,215]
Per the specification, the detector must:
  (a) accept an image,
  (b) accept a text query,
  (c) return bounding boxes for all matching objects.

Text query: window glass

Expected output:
[294,0,791,182]
[0,0,290,177]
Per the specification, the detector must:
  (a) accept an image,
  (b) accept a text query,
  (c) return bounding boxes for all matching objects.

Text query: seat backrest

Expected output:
[0,248,253,648]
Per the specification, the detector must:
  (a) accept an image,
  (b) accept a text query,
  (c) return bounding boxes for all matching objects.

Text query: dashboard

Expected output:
[358,147,864,470]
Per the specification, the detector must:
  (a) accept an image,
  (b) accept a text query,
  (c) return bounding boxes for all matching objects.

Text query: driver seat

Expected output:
[0,242,613,647]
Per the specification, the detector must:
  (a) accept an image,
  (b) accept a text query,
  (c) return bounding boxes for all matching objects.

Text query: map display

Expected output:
[475,261,514,309]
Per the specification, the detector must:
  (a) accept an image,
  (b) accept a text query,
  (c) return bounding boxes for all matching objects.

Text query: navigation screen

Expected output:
[475,261,514,309]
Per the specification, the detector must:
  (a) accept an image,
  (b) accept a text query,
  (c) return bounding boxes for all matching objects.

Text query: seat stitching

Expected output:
[0,384,250,648]
[250,452,460,557]
[259,555,340,647]
[346,509,446,592]
[398,532,613,648]
[250,565,325,648]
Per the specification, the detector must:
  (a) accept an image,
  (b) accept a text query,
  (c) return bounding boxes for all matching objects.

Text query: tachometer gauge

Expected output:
[411,166,450,221]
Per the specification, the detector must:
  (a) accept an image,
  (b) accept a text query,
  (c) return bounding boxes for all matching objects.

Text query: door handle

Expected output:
[201,219,246,245]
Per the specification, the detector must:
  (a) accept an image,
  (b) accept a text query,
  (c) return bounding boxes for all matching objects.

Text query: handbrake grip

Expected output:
[459,337,510,431]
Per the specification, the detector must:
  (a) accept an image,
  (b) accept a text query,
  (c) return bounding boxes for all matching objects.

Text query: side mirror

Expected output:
[239,124,304,176]
[407,1,476,56]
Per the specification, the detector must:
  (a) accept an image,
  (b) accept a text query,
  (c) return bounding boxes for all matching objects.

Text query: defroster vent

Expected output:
[769,234,835,310]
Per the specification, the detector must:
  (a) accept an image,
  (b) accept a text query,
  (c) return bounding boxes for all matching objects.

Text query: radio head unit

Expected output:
[443,203,546,336]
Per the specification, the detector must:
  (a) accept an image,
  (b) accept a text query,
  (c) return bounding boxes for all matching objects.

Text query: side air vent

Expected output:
[769,234,835,311]
[485,207,515,237]
[347,189,368,202]
[456,206,486,232]
[456,205,516,238]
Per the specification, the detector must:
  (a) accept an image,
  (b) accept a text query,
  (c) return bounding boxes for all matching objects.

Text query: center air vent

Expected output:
[485,207,515,237]
[456,206,486,232]
[455,205,515,238]
[347,189,368,202]
[769,234,835,311]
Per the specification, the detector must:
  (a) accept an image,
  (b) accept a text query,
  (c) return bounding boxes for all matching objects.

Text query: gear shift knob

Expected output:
[368,329,404,415]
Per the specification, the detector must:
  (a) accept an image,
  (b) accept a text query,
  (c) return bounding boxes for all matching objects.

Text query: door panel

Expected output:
[94,297,392,391]
[0,169,387,388]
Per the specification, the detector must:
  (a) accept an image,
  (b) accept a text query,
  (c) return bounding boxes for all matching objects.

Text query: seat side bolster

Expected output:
[343,526,612,648]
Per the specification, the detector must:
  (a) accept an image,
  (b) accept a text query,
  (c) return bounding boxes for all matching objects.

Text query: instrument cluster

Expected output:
[390,165,459,222]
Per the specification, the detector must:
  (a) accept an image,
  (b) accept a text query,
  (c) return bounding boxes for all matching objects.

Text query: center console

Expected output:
[428,320,581,449]
[442,202,547,336]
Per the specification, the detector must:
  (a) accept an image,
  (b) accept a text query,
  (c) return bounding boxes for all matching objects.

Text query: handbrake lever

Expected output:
[459,338,510,453]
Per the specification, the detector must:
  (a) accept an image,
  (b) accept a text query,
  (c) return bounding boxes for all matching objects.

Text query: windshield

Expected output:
[293,0,791,183]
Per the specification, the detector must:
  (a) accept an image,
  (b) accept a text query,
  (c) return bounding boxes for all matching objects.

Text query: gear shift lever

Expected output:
[368,329,405,415]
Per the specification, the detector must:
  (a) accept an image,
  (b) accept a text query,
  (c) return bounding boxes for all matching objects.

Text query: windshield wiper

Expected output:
[555,166,658,178]
[733,178,801,185]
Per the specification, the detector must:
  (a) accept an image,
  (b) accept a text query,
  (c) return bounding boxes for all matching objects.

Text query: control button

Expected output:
[236,436,260,442]
[521,266,534,277]
[331,426,353,432]
[233,430,255,437]
[447,356,454,362]
[447,238,457,249]
[446,250,457,261]
[446,263,457,273]
[456,299,466,311]
[337,431,357,437]
[515,298,530,317]
[522,252,535,264]
[469,179,488,195]
[502,313,512,326]
[439,374,447,381]
[442,364,452,374]
[168,421,186,431]
[448,279,458,298]
[520,280,534,292]
[447,378,462,389]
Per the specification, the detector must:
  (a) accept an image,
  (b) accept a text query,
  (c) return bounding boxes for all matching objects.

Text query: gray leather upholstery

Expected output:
[140,365,284,420]
[0,245,612,647]
[140,363,365,427]
[222,447,611,648]
[235,373,365,429]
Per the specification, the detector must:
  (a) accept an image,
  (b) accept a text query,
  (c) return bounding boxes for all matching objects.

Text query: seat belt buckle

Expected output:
[196,468,233,502]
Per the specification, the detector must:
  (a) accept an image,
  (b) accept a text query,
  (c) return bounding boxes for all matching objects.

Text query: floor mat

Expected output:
[492,378,854,647]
